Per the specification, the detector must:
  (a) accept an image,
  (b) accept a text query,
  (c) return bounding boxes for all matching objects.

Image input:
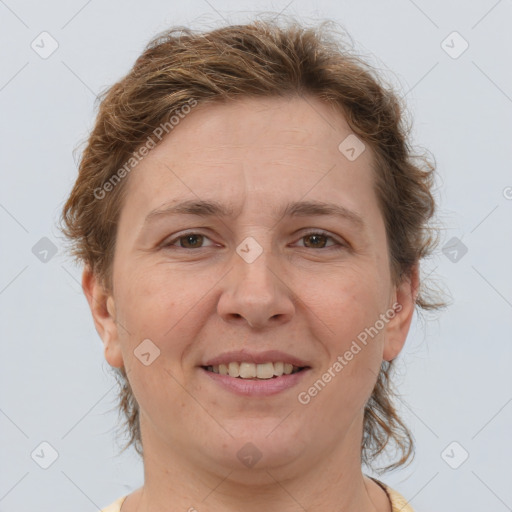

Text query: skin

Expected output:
[83,94,419,512]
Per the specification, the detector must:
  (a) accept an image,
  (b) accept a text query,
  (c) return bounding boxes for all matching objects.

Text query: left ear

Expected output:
[383,262,420,361]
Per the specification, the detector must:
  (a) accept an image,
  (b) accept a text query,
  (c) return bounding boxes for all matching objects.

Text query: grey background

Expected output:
[1,1,511,511]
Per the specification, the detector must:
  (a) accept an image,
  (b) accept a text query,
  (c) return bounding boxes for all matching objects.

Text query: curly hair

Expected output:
[60,16,447,474]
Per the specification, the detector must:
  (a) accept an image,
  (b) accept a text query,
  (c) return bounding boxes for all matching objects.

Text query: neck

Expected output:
[126,414,388,512]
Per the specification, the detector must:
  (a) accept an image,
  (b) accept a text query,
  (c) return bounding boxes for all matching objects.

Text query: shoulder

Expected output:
[99,496,127,512]
[385,485,415,512]
[370,477,415,512]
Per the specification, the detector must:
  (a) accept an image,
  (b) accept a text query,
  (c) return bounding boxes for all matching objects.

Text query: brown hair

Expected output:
[60,16,446,474]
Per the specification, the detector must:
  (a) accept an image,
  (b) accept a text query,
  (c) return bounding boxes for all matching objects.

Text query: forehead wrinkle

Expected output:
[190,143,322,151]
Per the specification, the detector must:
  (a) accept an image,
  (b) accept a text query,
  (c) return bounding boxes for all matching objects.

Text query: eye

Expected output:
[162,232,215,249]
[161,230,346,251]
[295,230,345,250]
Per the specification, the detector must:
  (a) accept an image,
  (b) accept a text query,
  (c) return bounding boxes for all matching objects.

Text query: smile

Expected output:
[203,361,304,379]
[200,364,310,397]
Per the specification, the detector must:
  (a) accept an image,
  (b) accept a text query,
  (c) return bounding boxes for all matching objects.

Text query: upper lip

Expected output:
[202,350,310,368]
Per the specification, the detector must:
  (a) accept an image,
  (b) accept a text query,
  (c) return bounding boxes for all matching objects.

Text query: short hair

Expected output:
[60,17,446,474]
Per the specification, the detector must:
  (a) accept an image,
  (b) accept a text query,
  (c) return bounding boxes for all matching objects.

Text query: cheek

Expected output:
[114,264,186,337]
[300,335,383,428]
[308,266,387,342]
[115,271,196,424]
[304,267,386,401]
[126,358,194,444]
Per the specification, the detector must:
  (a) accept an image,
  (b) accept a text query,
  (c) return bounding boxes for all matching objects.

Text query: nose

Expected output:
[217,245,295,330]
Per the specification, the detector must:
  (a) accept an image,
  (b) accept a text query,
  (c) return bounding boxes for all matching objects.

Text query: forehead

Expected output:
[120,95,380,229]
[158,95,359,159]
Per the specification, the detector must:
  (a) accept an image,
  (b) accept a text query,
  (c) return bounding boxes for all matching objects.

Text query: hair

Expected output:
[60,16,447,474]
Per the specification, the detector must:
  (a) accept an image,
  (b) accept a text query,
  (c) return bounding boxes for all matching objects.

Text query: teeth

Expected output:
[273,361,284,374]
[239,362,256,378]
[256,362,274,379]
[206,361,303,379]
[228,362,240,378]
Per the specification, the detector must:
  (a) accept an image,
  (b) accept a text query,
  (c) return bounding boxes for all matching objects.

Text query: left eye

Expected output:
[163,231,343,250]
[296,231,342,249]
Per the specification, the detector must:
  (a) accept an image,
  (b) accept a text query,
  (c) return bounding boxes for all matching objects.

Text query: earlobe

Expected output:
[82,266,124,368]
[383,263,420,362]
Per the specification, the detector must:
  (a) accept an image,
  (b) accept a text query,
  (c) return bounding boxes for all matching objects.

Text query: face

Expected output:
[84,95,417,479]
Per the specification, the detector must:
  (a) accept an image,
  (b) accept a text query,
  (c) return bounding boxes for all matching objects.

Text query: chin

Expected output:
[204,419,309,473]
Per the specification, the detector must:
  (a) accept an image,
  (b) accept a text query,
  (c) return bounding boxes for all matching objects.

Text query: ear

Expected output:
[82,266,124,368]
[383,262,419,362]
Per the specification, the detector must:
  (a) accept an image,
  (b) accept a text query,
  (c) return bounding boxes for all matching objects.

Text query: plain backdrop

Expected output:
[1,1,511,511]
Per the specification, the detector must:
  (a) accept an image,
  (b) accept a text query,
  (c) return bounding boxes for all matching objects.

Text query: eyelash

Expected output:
[162,230,346,251]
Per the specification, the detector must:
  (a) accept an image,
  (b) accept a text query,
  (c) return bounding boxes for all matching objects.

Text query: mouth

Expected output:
[202,361,308,379]
[199,350,312,396]
[199,360,311,397]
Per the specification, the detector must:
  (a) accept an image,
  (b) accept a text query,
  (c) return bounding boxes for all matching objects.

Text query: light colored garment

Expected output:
[374,477,416,511]
[99,497,125,512]
[100,478,415,511]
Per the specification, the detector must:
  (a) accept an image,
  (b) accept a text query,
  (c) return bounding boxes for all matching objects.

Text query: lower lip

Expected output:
[200,367,310,396]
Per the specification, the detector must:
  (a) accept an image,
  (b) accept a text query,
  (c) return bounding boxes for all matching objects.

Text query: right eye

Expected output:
[162,232,216,250]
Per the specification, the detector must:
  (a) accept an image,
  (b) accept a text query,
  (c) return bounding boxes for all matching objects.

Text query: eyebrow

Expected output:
[143,199,366,230]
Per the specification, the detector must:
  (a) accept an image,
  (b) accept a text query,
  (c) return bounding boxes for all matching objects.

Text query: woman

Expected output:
[61,17,444,512]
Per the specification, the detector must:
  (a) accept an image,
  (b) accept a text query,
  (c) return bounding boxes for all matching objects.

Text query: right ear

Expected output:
[82,266,124,368]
